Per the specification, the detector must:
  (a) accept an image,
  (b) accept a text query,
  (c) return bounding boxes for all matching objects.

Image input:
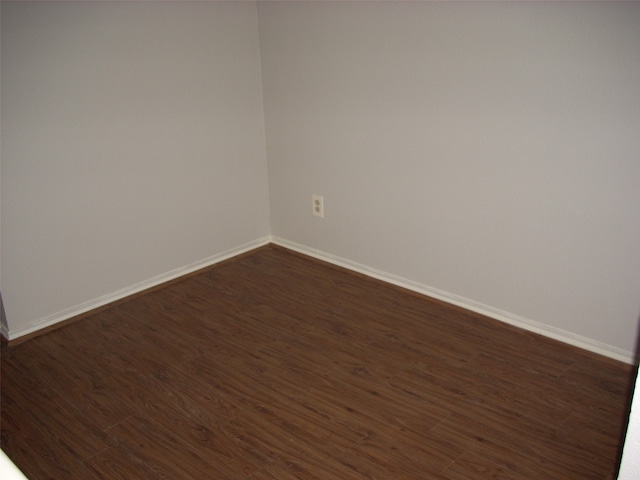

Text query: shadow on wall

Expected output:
[634,311,640,365]
[1,291,8,341]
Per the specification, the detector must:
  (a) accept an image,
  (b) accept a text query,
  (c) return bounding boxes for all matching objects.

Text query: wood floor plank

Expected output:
[1,358,112,462]
[429,407,616,480]
[183,352,358,456]
[83,444,165,480]
[118,365,270,478]
[1,244,633,480]
[105,416,238,479]
[1,403,102,480]
[440,450,531,480]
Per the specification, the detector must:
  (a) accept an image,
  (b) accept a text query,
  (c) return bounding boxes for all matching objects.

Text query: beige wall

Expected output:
[1,1,271,336]
[259,1,640,359]
[2,1,640,361]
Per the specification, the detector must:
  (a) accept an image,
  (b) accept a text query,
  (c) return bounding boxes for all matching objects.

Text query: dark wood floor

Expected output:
[1,245,636,479]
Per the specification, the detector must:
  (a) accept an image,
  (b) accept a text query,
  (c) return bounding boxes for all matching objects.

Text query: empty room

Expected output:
[2,1,640,479]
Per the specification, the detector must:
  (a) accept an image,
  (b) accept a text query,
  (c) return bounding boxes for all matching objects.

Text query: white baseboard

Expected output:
[9,234,634,364]
[7,237,271,342]
[271,236,635,364]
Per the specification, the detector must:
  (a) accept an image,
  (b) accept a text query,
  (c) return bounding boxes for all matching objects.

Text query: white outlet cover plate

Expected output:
[312,194,324,218]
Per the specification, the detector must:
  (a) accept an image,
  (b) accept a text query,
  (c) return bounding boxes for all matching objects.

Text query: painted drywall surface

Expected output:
[0,2,5,338]
[1,1,270,335]
[259,1,640,355]
[618,368,640,479]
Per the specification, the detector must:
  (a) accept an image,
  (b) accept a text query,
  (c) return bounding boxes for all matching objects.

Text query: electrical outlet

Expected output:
[312,195,324,218]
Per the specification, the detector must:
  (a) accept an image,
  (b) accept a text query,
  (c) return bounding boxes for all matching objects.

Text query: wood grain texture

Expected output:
[1,245,636,479]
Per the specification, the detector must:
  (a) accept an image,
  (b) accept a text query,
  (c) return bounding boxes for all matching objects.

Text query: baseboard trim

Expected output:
[7,237,271,343]
[8,234,634,363]
[271,236,635,364]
